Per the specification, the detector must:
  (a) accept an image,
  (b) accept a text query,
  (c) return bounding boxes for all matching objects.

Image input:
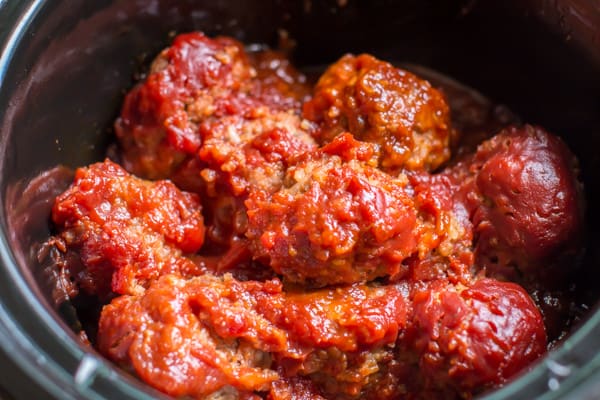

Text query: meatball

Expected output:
[115,33,318,248]
[400,278,547,397]
[98,274,283,399]
[448,125,584,286]
[303,54,452,171]
[115,32,256,181]
[247,133,472,287]
[50,160,205,297]
[246,133,420,286]
[115,33,314,190]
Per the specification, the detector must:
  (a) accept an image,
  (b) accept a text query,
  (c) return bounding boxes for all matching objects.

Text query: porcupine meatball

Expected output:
[398,278,547,398]
[448,125,584,287]
[246,133,417,286]
[303,54,452,171]
[98,274,284,399]
[246,133,471,287]
[115,32,255,182]
[47,160,205,298]
[115,32,315,187]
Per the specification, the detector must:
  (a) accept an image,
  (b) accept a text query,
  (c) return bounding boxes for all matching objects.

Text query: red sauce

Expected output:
[42,32,585,399]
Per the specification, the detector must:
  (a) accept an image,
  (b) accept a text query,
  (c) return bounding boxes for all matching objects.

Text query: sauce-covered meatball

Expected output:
[247,133,472,287]
[246,133,418,286]
[116,32,318,249]
[448,125,584,286]
[50,160,205,297]
[399,278,547,398]
[98,274,283,399]
[115,32,255,181]
[303,54,452,171]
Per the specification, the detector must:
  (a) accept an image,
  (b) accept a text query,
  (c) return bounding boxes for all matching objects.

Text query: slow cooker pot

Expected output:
[0,1,599,398]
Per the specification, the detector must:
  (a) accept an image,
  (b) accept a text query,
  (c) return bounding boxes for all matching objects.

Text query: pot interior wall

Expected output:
[0,0,599,399]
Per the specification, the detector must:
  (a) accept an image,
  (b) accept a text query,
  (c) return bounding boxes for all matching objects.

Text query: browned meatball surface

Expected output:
[303,54,452,171]
[448,125,584,287]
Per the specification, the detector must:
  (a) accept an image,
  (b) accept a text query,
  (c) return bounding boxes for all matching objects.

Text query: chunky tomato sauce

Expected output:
[41,32,584,399]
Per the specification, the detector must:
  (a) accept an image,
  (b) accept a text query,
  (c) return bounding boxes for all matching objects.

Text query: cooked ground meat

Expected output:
[115,32,255,181]
[98,272,544,400]
[402,171,475,285]
[246,133,471,287]
[49,160,205,297]
[198,109,316,247]
[446,125,584,288]
[246,133,419,286]
[98,273,408,399]
[303,54,452,171]
[98,274,546,399]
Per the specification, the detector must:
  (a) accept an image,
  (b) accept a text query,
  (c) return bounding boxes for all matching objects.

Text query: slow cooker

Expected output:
[0,1,599,399]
